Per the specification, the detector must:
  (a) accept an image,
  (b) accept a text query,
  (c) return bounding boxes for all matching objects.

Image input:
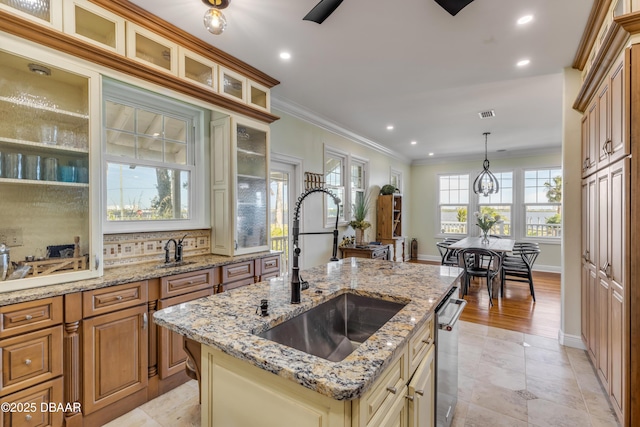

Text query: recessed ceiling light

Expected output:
[386,125,394,130]
[279,52,291,60]
[411,141,417,145]
[517,15,533,25]
[517,59,530,67]
[428,152,434,156]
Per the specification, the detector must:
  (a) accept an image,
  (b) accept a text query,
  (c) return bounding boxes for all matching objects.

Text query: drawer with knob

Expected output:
[82,281,148,317]
[258,255,280,280]
[1,377,63,427]
[160,268,214,299]
[0,326,63,397]
[0,297,63,339]
[408,314,434,372]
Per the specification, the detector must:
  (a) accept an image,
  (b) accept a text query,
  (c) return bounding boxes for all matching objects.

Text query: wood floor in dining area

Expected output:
[411,260,561,340]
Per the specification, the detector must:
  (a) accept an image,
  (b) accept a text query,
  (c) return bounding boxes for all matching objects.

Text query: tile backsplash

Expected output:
[103,229,210,268]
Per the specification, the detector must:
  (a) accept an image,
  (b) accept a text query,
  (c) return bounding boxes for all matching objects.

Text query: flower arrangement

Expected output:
[474,211,501,234]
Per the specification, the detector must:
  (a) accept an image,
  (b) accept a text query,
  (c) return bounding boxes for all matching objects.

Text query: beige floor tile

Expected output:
[156,400,201,427]
[463,403,528,427]
[470,381,528,421]
[486,326,524,344]
[527,398,591,427]
[103,408,164,427]
[525,345,571,367]
[458,373,475,402]
[483,336,525,358]
[523,333,564,352]
[459,330,487,350]
[451,399,468,427]
[526,357,576,382]
[459,321,489,336]
[474,361,526,391]
[525,373,586,412]
[581,388,618,421]
[590,413,621,427]
[480,346,526,373]
[139,382,200,422]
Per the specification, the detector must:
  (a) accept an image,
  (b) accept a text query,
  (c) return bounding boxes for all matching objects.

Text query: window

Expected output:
[524,168,562,238]
[351,157,368,219]
[390,168,403,193]
[103,78,205,232]
[438,174,469,234]
[477,172,513,236]
[324,148,346,225]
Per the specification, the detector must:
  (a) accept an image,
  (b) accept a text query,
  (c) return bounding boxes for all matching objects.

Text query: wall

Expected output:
[409,151,563,271]
[269,110,411,269]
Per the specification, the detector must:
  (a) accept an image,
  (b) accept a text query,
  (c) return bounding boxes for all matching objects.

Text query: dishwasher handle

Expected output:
[438,298,467,331]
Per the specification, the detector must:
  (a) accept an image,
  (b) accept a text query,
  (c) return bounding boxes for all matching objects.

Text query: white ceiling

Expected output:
[129,0,593,163]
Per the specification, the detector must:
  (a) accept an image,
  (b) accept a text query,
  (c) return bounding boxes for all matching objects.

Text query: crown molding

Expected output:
[272,96,411,164]
[573,0,613,70]
[411,145,562,166]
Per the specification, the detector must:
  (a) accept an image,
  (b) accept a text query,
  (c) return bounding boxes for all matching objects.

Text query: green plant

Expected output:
[380,184,397,195]
[349,191,371,230]
[474,211,501,233]
[456,207,467,223]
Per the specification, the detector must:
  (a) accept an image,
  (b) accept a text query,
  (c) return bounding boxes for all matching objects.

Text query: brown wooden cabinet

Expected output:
[257,254,280,281]
[81,282,149,416]
[340,245,390,260]
[376,194,404,261]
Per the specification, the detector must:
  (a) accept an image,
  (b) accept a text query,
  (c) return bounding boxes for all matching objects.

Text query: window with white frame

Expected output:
[438,174,469,235]
[324,148,346,225]
[351,157,368,220]
[524,168,562,238]
[103,78,205,232]
[390,168,402,193]
[477,172,513,236]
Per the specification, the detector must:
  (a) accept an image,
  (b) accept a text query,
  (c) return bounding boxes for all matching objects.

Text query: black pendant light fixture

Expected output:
[473,132,500,196]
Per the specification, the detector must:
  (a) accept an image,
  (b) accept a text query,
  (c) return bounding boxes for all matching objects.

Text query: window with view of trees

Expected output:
[439,174,469,234]
[102,79,205,232]
[524,168,562,238]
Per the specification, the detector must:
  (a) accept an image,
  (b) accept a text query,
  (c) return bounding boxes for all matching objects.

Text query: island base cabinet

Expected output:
[200,329,435,427]
[201,346,350,427]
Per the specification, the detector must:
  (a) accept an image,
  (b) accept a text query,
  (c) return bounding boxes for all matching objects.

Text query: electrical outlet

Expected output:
[0,228,23,246]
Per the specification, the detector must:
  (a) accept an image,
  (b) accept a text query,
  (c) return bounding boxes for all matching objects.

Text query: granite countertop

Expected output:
[154,258,462,401]
[0,251,279,307]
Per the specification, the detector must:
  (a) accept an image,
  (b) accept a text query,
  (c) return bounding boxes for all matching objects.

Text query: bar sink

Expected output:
[256,293,407,362]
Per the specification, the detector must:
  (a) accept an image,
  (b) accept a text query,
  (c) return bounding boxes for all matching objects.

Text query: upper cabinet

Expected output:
[0,40,102,292]
[211,117,270,256]
[0,0,63,29]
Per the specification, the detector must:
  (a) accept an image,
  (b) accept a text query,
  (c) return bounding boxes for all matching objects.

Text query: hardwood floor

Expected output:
[411,260,561,339]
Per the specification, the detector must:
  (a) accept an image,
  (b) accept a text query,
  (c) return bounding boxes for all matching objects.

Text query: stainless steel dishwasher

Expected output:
[435,287,467,427]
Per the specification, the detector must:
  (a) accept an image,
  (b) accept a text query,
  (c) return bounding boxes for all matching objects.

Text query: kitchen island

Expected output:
[154,259,461,427]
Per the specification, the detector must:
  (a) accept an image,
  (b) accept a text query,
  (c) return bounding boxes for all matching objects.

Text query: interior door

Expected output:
[270,159,298,275]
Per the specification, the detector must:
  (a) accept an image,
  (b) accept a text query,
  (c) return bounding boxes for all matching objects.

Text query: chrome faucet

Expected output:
[164,235,187,263]
[291,187,341,304]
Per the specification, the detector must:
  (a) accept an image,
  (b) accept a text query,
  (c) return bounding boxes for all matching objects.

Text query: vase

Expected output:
[481,230,490,244]
[355,228,365,246]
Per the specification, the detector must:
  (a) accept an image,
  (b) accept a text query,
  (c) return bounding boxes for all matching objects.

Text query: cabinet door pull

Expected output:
[116,295,123,300]
[142,312,148,330]
[405,394,414,401]
[421,338,433,345]
[25,314,33,320]
[24,358,32,365]
[94,254,100,270]
[386,386,397,394]
[415,389,424,396]
[25,415,32,421]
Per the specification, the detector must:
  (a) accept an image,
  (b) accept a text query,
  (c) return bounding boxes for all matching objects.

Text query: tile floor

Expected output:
[107,321,620,427]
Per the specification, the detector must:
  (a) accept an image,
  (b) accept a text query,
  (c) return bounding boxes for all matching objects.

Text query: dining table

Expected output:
[448,236,516,253]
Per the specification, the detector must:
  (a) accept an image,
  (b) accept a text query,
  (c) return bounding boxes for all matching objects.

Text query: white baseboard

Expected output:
[558,330,586,350]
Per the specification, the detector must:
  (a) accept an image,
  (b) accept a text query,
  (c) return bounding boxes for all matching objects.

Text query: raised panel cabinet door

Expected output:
[0,377,64,427]
[608,53,629,164]
[82,305,149,415]
[596,82,610,168]
[609,159,629,291]
[596,170,610,284]
[587,267,598,362]
[581,114,590,177]
[610,283,625,419]
[586,100,598,175]
[597,278,610,386]
[408,346,435,427]
[581,264,589,345]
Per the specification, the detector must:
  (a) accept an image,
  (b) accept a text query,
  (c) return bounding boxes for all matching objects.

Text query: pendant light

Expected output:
[473,132,500,196]
[202,0,230,35]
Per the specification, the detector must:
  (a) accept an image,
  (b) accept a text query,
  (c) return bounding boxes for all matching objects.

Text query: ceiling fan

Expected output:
[303,0,474,24]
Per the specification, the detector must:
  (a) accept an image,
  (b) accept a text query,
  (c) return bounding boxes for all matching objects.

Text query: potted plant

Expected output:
[349,191,371,246]
[474,211,501,243]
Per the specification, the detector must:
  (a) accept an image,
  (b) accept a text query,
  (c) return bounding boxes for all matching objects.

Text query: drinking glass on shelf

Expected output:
[5,153,23,179]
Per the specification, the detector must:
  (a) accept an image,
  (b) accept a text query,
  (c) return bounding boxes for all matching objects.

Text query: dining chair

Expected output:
[458,248,502,307]
[436,238,461,267]
[501,245,540,302]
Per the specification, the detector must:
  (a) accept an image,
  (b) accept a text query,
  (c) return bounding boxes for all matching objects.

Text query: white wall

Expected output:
[270,110,411,269]
[409,151,563,271]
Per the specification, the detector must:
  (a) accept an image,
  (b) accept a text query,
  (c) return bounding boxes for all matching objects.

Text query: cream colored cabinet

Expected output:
[201,315,435,427]
[211,117,270,255]
[179,47,218,92]
[219,66,247,103]
[0,0,62,29]
[62,0,126,54]
[0,40,101,293]
[125,22,178,74]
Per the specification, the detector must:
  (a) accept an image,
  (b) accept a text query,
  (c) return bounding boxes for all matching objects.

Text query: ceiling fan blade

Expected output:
[303,0,344,24]
[433,0,474,16]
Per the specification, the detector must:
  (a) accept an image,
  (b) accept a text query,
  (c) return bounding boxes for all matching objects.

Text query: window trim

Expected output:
[102,78,207,233]
[437,173,470,238]
[350,155,369,221]
[520,167,562,242]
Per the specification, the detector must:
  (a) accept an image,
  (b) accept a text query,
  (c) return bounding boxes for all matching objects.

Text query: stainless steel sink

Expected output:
[155,260,196,269]
[257,293,407,362]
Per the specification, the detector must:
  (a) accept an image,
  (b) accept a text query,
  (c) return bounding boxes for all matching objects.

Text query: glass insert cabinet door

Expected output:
[0,43,101,292]
[234,122,269,254]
